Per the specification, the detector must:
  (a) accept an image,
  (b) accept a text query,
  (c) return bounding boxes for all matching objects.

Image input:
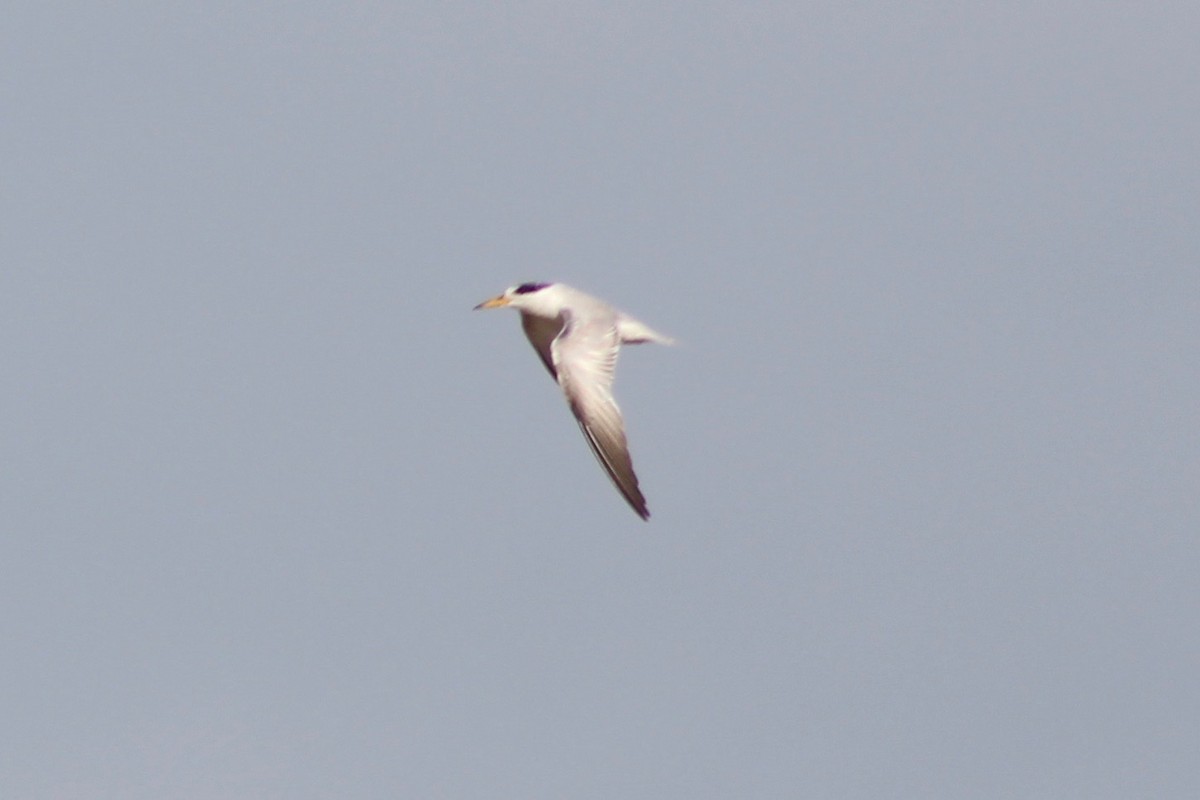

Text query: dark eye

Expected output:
[514,282,550,295]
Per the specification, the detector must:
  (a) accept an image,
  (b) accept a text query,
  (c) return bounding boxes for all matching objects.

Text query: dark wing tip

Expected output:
[575,420,652,521]
[618,484,651,521]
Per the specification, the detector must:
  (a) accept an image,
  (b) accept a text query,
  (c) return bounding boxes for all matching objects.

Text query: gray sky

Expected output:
[3,3,1198,797]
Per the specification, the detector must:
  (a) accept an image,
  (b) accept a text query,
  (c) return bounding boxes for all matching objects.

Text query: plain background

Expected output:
[3,3,1197,798]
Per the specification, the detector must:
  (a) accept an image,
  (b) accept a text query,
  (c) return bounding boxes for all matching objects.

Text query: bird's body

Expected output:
[474,282,672,520]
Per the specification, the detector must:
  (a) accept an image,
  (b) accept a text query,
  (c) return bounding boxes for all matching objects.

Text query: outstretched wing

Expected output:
[550,312,649,520]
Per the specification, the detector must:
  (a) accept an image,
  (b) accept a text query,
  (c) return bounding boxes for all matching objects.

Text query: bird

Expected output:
[474,282,673,520]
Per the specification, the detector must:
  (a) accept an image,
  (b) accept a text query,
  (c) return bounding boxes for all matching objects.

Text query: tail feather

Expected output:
[617,315,675,345]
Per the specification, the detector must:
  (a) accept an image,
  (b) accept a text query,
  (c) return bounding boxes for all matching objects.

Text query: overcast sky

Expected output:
[3,3,1198,798]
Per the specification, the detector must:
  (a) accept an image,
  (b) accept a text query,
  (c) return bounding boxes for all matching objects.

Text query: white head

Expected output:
[473,282,563,317]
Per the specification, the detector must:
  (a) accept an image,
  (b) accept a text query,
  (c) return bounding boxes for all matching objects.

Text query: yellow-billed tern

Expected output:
[475,282,673,520]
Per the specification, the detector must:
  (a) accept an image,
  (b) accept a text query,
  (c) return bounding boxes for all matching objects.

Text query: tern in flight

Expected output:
[475,282,673,520]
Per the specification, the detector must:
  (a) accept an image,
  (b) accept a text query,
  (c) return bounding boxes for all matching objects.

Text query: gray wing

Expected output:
[550,311,650,520]
[521,313,563,378]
